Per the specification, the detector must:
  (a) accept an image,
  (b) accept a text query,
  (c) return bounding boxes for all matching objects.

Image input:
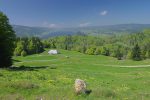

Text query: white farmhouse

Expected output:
[48,50,58,55]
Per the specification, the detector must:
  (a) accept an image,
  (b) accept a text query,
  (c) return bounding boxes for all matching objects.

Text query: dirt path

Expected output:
[94,64,150,67]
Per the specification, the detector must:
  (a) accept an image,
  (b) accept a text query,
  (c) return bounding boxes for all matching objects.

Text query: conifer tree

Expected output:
[0,12,16,67]
[131,44,142,61]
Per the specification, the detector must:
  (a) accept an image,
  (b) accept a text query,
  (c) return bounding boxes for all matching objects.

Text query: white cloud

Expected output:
[100,10,108,16]
[79,22,90,27]
[42,21,57,28]
[49,24,57,28]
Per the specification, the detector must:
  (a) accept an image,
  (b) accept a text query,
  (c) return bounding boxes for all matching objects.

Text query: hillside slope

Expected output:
[13,24,150,38]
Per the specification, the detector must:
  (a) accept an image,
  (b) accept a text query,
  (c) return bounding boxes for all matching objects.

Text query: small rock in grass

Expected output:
[74,79,92,95]
[75,79,86,94]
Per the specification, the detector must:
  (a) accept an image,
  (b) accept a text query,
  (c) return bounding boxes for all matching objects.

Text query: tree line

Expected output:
[43,31,150,61]
[14,37,44,56]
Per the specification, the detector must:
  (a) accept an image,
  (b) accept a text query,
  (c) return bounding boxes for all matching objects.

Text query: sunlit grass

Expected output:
[0,49,150,99]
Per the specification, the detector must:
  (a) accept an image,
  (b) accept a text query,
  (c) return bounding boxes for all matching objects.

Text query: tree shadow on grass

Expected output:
[8,65,48,71]
[13,59,21,62]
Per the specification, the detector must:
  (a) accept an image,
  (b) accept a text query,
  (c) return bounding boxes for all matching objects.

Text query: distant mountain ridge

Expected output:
[12,24,150,38]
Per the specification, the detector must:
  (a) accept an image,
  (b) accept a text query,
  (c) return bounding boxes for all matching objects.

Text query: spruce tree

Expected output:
[131,44,142,61]
[0,12,16,67]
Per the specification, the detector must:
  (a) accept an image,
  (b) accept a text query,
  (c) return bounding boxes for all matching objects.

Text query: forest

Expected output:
[14,37,44,56]
[14,29,150,61]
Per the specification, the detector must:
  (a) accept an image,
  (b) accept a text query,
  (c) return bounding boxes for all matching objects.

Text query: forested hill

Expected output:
[13,24,150,38]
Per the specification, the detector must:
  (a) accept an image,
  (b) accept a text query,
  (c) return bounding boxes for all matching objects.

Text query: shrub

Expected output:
[145,50,150,59]
[127,51,132,59]
[85,47,96,55]
[94,48,101,55]
[21,50,27,57]
[101,47,110,56]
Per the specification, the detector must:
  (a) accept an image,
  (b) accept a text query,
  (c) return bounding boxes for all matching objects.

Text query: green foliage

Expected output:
[94,48,101,55]
[14,48,21,56]
[127,51,132,59]
[131,44,142,61]
[21,50,27,57]
[64,35,73,50]
[145,50,150,58]
[42,40,51,48]
[41,29,150,60]
[101,47,110,56]
[141,49,147,60]
[85,47,96,55]
[116,47,123,60]
[27,40,36,54]
[14,37,44,56]
[0,11,16,67]
[14,41,24,56]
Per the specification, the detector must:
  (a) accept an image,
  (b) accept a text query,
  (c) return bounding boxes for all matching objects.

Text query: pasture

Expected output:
[0,49,150,100]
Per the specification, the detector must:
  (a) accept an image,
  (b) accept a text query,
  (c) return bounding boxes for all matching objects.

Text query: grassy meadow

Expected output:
[0,49,150,100]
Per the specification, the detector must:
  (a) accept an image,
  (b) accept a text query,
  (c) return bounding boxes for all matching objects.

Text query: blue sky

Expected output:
[0,0,150,28]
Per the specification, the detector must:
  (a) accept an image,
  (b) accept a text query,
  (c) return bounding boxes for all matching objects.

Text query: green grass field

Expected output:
[0,49,150,100]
